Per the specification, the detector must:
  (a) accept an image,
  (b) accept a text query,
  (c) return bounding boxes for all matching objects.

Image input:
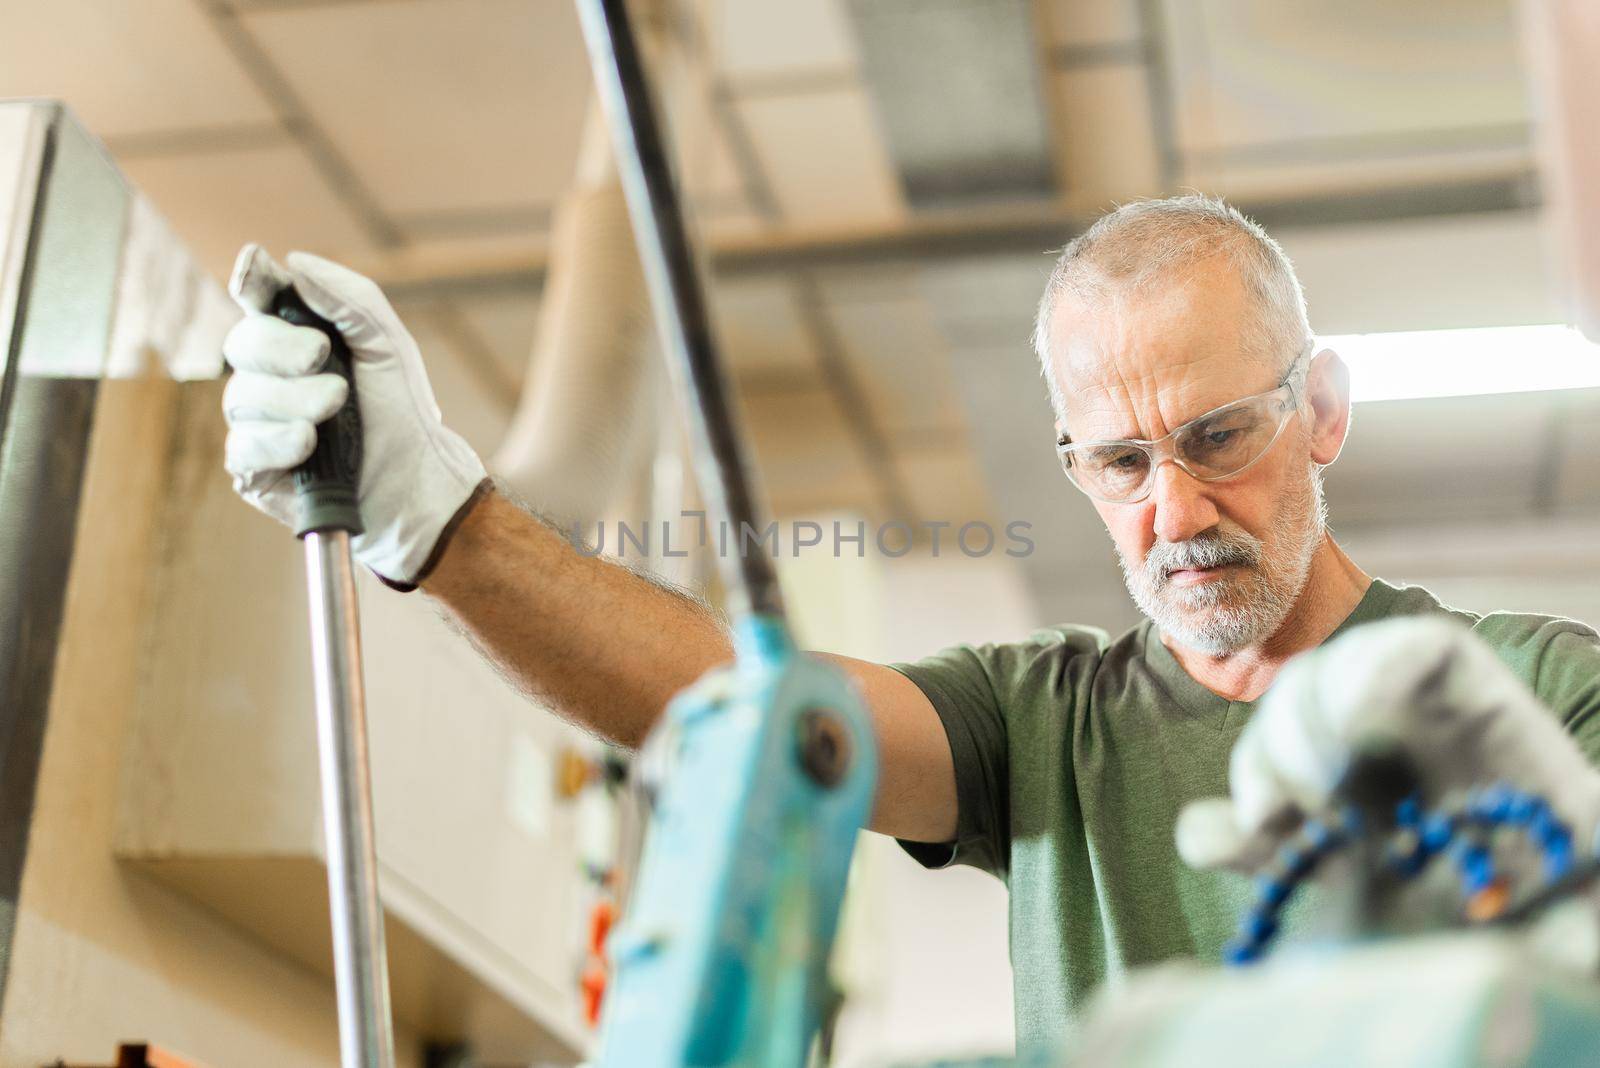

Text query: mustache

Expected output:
[1143,528,1262,584]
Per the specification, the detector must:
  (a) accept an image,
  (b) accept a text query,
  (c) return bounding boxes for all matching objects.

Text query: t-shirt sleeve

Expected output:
[890,643,1011,878]
[1528,619,1600,764]
[1476,613,1600,765]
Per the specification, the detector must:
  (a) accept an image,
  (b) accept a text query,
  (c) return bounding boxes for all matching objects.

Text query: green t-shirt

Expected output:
[891,578,1600,1047]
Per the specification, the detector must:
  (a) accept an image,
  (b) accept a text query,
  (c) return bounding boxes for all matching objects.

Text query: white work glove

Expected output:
[1177,616,1600,873]
[222,245,489,589]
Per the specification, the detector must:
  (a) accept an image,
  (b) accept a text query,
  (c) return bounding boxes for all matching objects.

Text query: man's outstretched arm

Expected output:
[421,491,727,750]
[420,490,959,844]
[221,246,957,846]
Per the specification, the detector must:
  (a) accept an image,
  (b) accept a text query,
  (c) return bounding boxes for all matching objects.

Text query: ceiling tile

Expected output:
[1186,146,1535,205]
[712,276,820,373]
[689,121,754,210]
[454,292,542,392]
[1038,0,1143,48]
[1163,0,1529,158]
[394,203,550,244]
[699,204,769,242]
[897,448,995,528]
[919,253,1054,345]
[825,294,965,436]
[736,89,904,225]
[362,229,552,286]
[1050,65,1162,208]
[711,0,859,84]
[740,386,879,518]
[245,0,590,217]
[1553,390,1600,512]
[404,304,515,459]
[811,264,921,306]
[118,144,375,282]
[771,480,882,525]
[1324,392,1549,526]
[735,366,822,398]
[666,84,758,210]
[0,0,274,140]
[1277,211,1560,336]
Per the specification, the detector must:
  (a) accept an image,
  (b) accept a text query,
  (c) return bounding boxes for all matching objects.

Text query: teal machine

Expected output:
[553,3,1600,1066]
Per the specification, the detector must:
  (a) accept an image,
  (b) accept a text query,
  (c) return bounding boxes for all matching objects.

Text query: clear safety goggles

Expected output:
[1055,343,1314,505]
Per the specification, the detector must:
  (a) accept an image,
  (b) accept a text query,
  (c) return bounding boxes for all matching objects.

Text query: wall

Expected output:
[0,377,421,1067]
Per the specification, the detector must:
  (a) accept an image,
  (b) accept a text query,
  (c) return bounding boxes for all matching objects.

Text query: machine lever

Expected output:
[276,286,397,1068]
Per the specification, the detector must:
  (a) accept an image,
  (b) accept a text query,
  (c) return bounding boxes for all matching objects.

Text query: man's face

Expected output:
[1049,258,1328,655]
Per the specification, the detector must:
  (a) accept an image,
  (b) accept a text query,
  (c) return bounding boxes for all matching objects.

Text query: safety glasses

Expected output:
[1055,343,1314,505]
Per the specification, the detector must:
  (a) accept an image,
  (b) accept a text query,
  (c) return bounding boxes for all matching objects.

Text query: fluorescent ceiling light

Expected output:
[1323,325,1600,404]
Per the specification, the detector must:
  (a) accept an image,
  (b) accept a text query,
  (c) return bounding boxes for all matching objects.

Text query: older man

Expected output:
[220,195,1600,1046]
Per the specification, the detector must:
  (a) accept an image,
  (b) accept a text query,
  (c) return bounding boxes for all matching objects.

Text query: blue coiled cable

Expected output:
[1224,784,1579,967]
[1224,808,1363,965]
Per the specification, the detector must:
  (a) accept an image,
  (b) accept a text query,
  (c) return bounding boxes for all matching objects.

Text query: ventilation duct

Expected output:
[847,0,1057,208]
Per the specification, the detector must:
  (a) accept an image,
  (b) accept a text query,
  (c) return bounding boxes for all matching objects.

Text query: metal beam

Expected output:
[1185,123,1533,170]
[373,173,1541,303]
[1050,40,1148,69]
[103,121,291,158]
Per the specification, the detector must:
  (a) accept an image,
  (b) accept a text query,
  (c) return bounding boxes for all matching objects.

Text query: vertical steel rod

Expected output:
[305,530,396,1068]
[574,0,786,623]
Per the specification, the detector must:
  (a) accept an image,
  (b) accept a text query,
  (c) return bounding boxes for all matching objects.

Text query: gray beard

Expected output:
[1118,465,1327,656]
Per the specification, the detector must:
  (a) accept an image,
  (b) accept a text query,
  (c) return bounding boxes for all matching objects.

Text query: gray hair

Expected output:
[1032,194,1312,419]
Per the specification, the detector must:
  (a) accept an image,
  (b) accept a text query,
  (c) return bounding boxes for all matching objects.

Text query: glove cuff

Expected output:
[374,476,494,592]
[351,423,490,588]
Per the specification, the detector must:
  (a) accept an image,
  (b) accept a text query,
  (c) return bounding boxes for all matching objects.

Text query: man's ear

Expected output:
[1304,348,1351,465]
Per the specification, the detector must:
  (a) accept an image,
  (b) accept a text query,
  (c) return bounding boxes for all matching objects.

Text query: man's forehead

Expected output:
[1057,352,1262,439]
[1050,287,1274,439]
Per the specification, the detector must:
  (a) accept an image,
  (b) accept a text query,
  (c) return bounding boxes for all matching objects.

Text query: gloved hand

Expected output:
[222,245,489,589]
[1177,616,1600,873]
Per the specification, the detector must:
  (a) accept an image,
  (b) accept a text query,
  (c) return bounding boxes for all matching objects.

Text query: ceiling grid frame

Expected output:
[105,121,291,158]
[1136,0,1181,190]
[793,272,918,524]
[193,0,406,248]
[196,0,531,410]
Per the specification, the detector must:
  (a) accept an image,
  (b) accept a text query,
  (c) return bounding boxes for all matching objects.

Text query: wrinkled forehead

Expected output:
[1049,266,1279,442]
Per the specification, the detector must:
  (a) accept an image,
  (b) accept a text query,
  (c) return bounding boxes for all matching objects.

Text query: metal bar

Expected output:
[1050,40,1149,69]
[1136,0,1182,189]
[718,68,858,100]
[102,121,291,159]
[1184,122,1533,170]
[709,82,783,223]
[374,172,1540,303]
[305,531,395,1068]
[575,0,785,622]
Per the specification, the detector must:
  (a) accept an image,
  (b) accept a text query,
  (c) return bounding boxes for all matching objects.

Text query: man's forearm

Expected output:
[421,490,733,747]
